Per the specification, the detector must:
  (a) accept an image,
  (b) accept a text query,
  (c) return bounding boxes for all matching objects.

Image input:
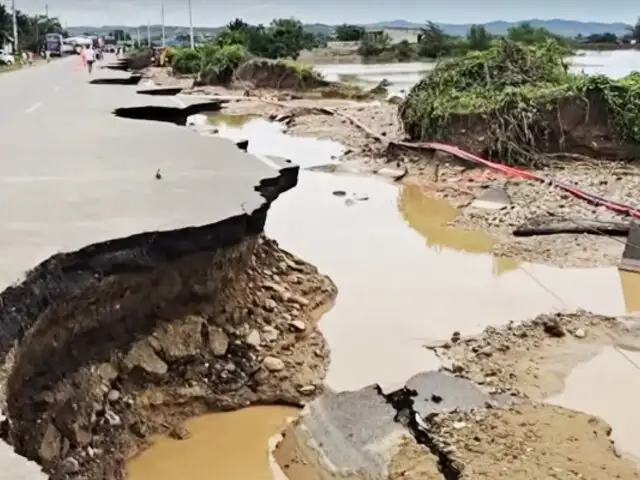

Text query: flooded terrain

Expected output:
[315,50,640,95]
[127,406,297,480]
[125,53,640,478]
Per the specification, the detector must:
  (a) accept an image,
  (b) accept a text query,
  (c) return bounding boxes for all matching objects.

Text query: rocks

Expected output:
[573,328,587,339]
[208,326,229,356]
[60,457,80,474]
[542,317,566,338]
[153,315,204,362]
[107,390,121,402]
[263,356,285,372]
[289,320,307,332]
[246,329,262,347]
[122,341,168,378]
[262,326,279,342]
[104,410,122,426]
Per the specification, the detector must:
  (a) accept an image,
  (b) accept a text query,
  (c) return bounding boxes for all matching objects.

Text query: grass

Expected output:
[399,38,640,166]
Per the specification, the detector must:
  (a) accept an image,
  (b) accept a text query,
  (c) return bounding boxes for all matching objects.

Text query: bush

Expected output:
[171,44,247,84]
[399,38,640,166]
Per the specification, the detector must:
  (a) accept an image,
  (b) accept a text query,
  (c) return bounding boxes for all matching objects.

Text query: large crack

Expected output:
[112,101,225,125]
[381,384,461,480]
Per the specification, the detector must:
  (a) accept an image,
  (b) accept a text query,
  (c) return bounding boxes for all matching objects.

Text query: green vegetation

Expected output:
[170,18,326,88]
[356,21,575,62]
[0,4,65,52]
[334,24,365,42]
[399,39,640,166]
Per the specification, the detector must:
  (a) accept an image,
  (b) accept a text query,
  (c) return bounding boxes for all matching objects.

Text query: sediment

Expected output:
[0,161,337,479]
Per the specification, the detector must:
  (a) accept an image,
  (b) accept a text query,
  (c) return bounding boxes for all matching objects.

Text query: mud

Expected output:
[427,311,640,399]
[203,88,640,268]
[2,234,335,479]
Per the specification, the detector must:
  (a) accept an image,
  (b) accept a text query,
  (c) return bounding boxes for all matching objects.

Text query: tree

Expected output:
[585,32,618,44]
[110,29,132,42]
[627,17,640,42]
[357,31,390,57]
[417,21,452,58]
[334,24,365,42]
[467,24,492,51]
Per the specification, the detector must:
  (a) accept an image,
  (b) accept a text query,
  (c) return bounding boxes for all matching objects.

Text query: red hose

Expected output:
[412,141,640,220]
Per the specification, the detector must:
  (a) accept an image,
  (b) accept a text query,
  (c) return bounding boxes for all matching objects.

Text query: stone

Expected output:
[291,295,309,307]
[262,326,279,342]
[574,328,586,339]
[208,326,229,356]
[104,410,122,426]
[263,298,277,311]
[122,341,169,378]
[246,329,262,347]
[61,457,80,474]
[263,356,285,372]
[154,315,204,362]
[298,385,316,395]
[38,423,62,462]
[107,389,121,402]
[289,320,307,332]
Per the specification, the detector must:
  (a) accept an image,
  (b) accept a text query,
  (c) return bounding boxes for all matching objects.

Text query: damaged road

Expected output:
[275,369,638,479]
[0,60,328,479]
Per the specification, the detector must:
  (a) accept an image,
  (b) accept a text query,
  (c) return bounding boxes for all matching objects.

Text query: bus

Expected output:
[45,33,64,56]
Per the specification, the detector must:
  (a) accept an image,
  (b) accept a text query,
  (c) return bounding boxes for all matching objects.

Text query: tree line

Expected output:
[335,17,640,60]
[0,4,65,52]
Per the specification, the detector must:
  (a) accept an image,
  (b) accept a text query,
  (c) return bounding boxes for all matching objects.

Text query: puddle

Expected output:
[204,113,637,392]
[126,406,297,480]
[548,345,640,465]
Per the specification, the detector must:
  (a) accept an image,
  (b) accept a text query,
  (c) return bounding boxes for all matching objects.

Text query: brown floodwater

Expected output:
[129,114,640,479]
[126,406,297,480]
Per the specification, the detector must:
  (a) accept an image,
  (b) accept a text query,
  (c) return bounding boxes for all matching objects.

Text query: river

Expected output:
[316,50,640,95]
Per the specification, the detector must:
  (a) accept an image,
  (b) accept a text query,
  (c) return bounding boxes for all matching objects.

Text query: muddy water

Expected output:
[126,406,296,480]
[201,115,636,393]
[548,345,640,464]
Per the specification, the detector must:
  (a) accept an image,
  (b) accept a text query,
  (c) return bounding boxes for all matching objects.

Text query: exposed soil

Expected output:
[427,402,640,480]
[428,311,640,400]
[2,235,336,480]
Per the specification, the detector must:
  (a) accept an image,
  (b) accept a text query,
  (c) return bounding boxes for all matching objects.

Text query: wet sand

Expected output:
[127,406,298,480]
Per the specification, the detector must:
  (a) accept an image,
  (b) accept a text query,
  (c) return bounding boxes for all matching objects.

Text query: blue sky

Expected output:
[6,0,640,26]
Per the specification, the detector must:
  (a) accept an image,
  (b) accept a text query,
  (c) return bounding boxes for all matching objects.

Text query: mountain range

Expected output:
[67,18,634,39]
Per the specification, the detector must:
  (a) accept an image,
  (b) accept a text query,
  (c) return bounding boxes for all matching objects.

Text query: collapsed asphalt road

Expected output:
[0,56,295,479]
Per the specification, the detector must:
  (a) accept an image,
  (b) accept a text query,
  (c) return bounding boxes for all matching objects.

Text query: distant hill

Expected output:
[68,18,634,40]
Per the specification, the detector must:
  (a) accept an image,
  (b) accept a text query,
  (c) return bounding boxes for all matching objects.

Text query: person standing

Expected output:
[84,45,96,74]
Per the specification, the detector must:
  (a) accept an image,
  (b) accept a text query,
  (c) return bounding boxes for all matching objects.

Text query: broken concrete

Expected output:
[112,101,224,125]
[469,185,510,211]
[275,371,503,479]
[89,74,143,85]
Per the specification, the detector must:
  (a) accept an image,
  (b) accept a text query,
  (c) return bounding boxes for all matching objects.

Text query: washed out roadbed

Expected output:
[3,235,336,480]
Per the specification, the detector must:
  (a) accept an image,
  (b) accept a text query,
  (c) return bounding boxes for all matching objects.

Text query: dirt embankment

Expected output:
[0,157,336,480]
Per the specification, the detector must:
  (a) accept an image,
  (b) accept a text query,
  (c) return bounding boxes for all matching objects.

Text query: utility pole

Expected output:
[188,0,194,48]
[45,4,48,17]
[136,26,141,48]
[147,18,151,46]
[11,0,18,53]
[161,2,166,47]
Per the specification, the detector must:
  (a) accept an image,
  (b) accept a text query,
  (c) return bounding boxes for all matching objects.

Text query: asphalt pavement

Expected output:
[0,55,294,478]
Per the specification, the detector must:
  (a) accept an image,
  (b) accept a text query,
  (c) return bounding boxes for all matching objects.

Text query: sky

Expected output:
[3,0,640,27]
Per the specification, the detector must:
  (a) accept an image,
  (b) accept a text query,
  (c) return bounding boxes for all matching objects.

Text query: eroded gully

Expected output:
[126,113,640,480]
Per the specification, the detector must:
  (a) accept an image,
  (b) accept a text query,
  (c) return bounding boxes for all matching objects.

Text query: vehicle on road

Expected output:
[0,50,15,65]
[45,33,64,57]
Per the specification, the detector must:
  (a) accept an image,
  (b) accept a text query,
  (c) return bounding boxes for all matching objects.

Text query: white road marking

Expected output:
[25,102,41,114]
